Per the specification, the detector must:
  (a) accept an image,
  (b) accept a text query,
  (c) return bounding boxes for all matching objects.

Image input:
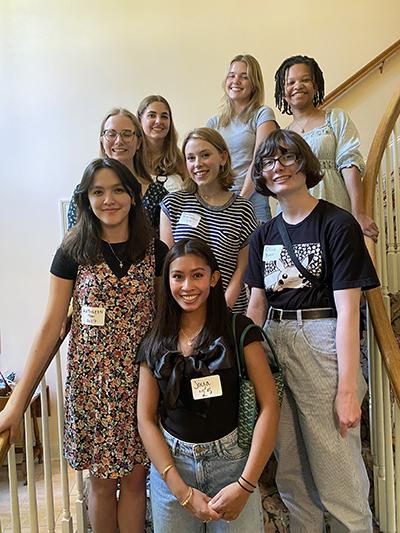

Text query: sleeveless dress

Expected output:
[63,249,155,478]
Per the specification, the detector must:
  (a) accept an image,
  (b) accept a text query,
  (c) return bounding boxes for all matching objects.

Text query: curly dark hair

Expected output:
[253,129,324,197]
[274,55,325,115]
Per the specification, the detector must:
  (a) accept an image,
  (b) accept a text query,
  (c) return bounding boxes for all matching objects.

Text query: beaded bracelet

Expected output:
[180,486,194,507]
[240,475,256,489]
[237,479,254,494]
[161,464,174,480]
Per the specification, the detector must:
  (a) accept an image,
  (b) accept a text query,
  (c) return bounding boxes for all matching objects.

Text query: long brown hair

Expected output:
[137,95,186,178]
[62,158,153,264]
[138,238,230,367]
[217,54,265,127]
[99,107,152,184]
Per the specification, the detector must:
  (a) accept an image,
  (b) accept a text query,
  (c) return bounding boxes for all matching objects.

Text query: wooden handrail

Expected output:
[0,316,72,465]
[363,88,400,405]
[322,39,400,109]
[364,88,400,218]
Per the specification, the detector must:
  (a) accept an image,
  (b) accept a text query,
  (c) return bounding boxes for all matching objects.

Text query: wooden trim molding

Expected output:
[322,39,400,108]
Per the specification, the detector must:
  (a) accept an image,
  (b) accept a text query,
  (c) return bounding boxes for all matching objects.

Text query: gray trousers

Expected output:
[265,317,372,533]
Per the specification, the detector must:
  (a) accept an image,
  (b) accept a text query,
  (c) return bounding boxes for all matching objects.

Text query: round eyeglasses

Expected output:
[101,129,136,142]
[262,153,297,171]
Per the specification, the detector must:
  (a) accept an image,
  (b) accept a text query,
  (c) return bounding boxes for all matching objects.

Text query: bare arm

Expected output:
[160,210,174,248]
[342,166,379,242]
[225,245,249,310]
[137,364,222,522]
[246,287,268,327]
[209,340,279,520]
[333,287,363,438]
[240,120,277,199]
[0,275,74,441]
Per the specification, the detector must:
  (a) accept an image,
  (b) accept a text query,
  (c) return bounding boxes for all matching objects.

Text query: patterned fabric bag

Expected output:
[232,313,283,449]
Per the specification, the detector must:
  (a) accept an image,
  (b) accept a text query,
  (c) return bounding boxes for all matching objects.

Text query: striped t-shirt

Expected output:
[161,191,258,313]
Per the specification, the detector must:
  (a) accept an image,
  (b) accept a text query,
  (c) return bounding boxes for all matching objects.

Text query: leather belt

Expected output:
[268,307,337,321]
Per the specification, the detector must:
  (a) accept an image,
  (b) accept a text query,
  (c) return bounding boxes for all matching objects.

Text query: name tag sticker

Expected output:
[191,375,222,400]
[263,245,283,263]
[81,306,105,326]
[178,212,201,228]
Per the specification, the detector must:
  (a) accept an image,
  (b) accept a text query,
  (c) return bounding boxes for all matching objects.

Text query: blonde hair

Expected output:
[182,128,234,193]
[99,107,152,184]
[218,54,265,127]
[137,95,186,179]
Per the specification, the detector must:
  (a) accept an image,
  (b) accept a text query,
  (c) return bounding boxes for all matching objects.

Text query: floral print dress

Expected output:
[64,250,155,478]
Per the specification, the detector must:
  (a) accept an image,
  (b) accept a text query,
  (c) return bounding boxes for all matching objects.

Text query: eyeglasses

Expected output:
[262,153,297,171]
[101,129,136,142]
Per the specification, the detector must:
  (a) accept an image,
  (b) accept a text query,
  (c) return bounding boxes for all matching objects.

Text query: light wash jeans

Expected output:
[150,427,264,532]
[265,316,372,533]
[249,190,271,223]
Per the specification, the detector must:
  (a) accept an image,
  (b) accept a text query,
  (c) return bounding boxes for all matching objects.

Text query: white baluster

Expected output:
[8,444,21,533]
[24,409,39,532]
[382,364,395,532]
[40,376,55,532]
[75,470,88,532]
[55,350,73,532]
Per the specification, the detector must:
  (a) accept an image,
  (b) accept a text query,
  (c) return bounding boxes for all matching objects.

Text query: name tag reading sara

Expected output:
[178,212,201,228]
[263,244,283,263]
[191,375,222,400]
[81,305,105,326]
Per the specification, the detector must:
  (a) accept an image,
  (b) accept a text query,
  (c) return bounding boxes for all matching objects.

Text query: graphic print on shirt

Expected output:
[263,243,322,292]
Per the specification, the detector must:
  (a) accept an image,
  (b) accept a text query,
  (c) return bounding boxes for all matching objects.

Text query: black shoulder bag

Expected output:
[276,215,324,288]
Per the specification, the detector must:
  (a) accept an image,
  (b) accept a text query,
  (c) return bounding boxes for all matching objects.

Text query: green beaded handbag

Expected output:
[232,313,284,449]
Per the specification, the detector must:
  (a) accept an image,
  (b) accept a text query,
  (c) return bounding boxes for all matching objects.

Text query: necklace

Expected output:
[292,117,309,133]
[107,242,124,269]
[199,190,231,204]
[181,325,204,346]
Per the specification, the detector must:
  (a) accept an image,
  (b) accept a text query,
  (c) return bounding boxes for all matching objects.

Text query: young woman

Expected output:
[0,158,167,533]
[137,95,186,193]
[274,55,379,241]
[160,127,258,313]
[67,107,167,231]
[207,54,277,222]
[245,129,379,532]
[137,238,279,532]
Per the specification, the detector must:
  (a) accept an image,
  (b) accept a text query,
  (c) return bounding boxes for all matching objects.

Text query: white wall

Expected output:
[1,0,399,377]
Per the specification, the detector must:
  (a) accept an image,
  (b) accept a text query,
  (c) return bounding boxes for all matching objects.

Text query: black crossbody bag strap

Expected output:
[276,215,324,288]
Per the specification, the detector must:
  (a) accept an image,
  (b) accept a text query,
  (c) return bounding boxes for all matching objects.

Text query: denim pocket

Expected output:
[221,436,249,461]
[299,318,337,354]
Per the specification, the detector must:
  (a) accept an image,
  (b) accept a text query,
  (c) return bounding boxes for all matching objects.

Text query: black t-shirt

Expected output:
[245,200,380,310]
[50,239,168,280]
[138,313,264,443]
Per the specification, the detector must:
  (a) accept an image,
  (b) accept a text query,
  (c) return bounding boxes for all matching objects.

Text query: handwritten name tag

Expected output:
[263,244,283,263]
[191,375,222,400]
[178,212,201,228]
[81,306,105,326]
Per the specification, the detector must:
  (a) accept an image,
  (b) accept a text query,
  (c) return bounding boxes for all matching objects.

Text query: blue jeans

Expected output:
[249,190,271,223]
[150,427,264,532]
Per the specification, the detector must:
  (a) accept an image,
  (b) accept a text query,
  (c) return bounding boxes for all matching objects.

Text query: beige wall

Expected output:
[1,0,399,376]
